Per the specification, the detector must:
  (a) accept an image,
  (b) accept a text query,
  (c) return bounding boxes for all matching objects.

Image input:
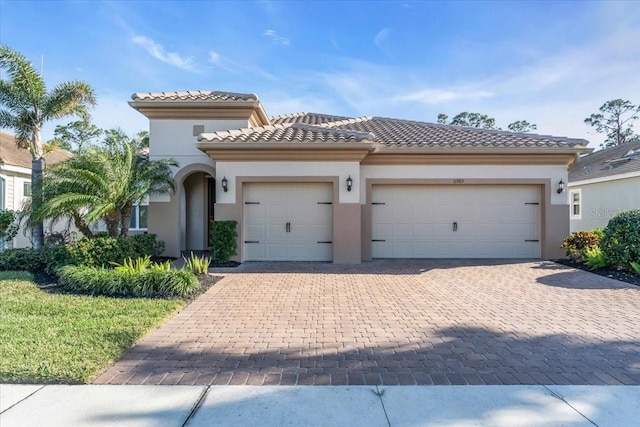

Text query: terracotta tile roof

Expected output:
[131,91,258,102]
[197,113,589,150]
[331,117,588,149]
[198,122,374,143]
[0,132,72,169]
[270,112,351,126]
[569,140,640,182]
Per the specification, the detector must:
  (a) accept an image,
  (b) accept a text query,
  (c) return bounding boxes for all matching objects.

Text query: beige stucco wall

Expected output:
[215,161,361,204]
[361,164,569,205]
[150,118,248,159]
[569,176,640,232]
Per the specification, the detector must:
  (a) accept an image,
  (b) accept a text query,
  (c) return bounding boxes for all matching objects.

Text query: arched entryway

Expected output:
[180,171,215,252]
[149,163,216,258]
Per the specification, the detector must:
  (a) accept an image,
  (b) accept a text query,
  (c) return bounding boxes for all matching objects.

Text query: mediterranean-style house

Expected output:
[0,131,72,248]
[568,140,640,232]
[129,91,591,263]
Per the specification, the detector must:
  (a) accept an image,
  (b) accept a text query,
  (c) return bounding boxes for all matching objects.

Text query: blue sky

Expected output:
[1,0,639,147]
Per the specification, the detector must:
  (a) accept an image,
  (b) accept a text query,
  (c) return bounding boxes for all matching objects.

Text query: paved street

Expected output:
[95,260,640,386]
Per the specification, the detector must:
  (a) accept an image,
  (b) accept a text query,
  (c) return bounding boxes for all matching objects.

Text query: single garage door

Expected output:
[372,185,541,258]
[244,183,333,261]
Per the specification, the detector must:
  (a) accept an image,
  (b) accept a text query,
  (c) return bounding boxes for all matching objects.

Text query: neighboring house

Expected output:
[0,131,72,248]
[568,140,640,233]
[129,91,590,263]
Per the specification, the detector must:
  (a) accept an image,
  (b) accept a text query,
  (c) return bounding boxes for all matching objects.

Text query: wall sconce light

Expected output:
[346,175,353,192]
[557,179,565,194]
[221,176,229,192]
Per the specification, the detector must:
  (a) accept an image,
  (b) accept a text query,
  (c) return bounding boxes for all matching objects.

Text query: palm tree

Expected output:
[0,45,96,248]
[33,129,177,237]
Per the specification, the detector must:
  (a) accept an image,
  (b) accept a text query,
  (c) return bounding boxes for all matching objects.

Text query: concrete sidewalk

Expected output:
[1,385,637,426]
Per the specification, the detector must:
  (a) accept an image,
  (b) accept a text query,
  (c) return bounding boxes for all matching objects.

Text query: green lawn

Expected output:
[0,271,184,384]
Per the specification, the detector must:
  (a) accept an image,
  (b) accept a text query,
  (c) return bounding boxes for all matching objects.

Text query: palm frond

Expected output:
[43,80,96,120]
[0,45,46,103]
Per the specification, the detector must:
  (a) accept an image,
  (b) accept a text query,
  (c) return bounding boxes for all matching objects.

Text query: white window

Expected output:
[129,204,148,230]
[23,182,32,197]
[570,189,581,219]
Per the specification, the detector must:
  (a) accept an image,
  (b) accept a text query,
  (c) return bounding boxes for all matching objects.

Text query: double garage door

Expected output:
[372,185,541,259]
[244,183,333,261]
[242,183,541,261]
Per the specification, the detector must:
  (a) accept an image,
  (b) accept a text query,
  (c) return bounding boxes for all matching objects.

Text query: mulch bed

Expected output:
[182,273,223,304]
[555,259,640,287]
[210,261,241,268]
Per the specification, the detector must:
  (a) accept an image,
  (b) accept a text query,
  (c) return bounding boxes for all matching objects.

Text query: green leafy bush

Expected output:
[65,234,164,268]
[583,246,610,270]
[0,248,45,272]
[210,220,237,263]
[600,209,640,267]
[0,234,166,276]
[561,230,602,262]
[41,245,73,276]
[129,234,165,259]
[183,252,211,275]
[58,265,199,298]
[631,261,640,275]
[112,255,152,273]
[0,210,19,242]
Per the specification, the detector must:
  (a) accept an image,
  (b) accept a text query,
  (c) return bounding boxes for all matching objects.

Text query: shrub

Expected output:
[600,209,640,267]
[58,265,199,298]
[150,260,172,272]
[183,252,211,275]
[631,262,640,275]
[41,244,73,276]
[210,220,237,263]
[65,234,164,268]
[0,248,45,272]
[129,234,165,259]
[0,210,19,242]
[583,246,610,270]
[0,234,165,276]
[561,230,602,262]
[154,269,199,297]
[112,256,152,273]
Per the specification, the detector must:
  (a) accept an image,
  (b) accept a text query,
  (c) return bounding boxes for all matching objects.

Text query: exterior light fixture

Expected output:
[557,179,565,194]
[221,176,229,192]
[346,175,353,192]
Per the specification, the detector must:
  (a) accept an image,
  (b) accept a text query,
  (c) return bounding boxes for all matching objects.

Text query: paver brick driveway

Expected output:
[95,260,640,386]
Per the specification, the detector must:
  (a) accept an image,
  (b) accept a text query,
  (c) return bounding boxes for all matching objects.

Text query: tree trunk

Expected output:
[72,214,94,238]
[104,211,119,238]
[31,157,45,249]
[120,202,133,237]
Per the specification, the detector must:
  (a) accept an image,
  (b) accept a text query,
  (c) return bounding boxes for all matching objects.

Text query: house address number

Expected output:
[453,179,465,184]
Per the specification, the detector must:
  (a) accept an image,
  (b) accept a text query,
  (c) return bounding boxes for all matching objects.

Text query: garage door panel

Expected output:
[244,183,333,262]
[246,224,266,241]
[267,243,287,260]
[372,241,392,258]
[372,185,541,259]
[267,223,287,240]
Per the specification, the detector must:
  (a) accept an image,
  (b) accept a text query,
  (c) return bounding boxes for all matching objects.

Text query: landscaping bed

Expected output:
[0,271,184,384]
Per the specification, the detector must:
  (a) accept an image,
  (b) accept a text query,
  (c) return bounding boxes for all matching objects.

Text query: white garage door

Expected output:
[244,183,333,261]
[372,185,541,259]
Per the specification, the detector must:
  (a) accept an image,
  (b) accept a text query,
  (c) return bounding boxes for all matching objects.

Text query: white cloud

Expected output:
[207,50,278,81]
[131,35,199,72]
[263,29,290,46]
[396,89,494,104]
